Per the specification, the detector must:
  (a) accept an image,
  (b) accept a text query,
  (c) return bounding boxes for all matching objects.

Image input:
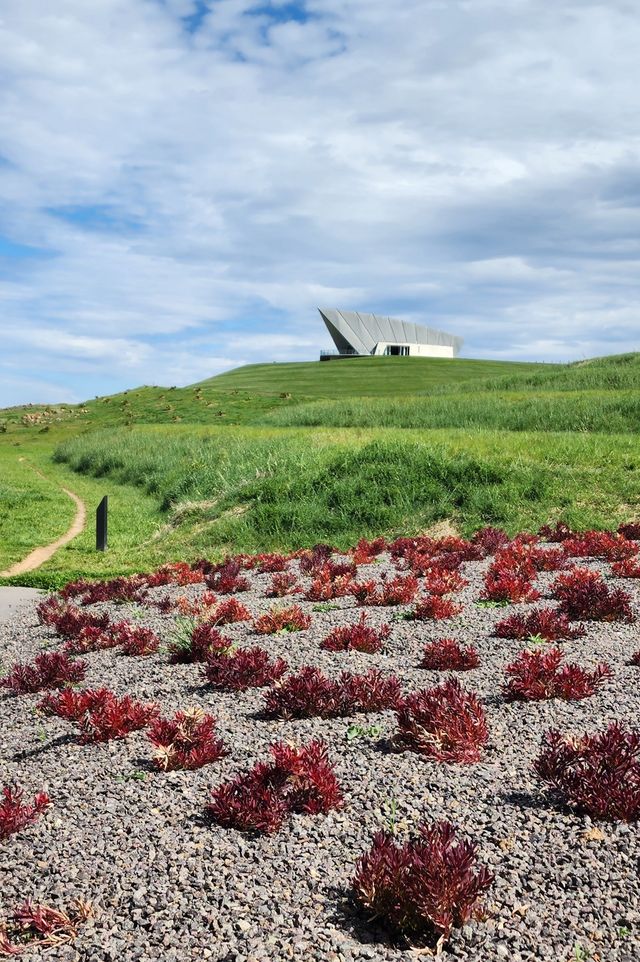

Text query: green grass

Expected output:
[259,389,640,433]
[52,423,640,556]
[1,351,639,587]
[198,355,554,397]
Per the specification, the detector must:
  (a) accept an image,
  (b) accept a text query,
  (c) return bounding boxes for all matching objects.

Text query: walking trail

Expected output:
[0,459,87,578]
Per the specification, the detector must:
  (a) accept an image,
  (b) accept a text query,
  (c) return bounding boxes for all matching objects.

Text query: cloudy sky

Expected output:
[1,0,639,405]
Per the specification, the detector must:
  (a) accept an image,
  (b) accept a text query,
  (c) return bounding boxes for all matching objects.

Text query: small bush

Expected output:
[298,544,336,574]
[394,678,488,763]
[503,648,612,701]
[256,552,290,573]
[538,521,573,542]
[207,739,342,833]
[61,575,147,606]
[209,598,252,626]
[420,638,479,671]
[39,688,158,744]
[1,652,87,695]
[147,707,226,770]
[263,667,401,719]
[0,784,51,841]
[266,572,300,597]
[551,568,634,622]
[494,607,586,641]
[36,598,110,638]
[611,557,640,578]
[629,650,640,666]
[62,625,121,655]
[423,569,468,596]
[203,647,288,691]
[253,605,311,634]
[409,595,463,620]
[562,530,638,562]
[304,564,355,601]
[351,536,387,565]
[534,722,640,821]
[618,522,640,540]
[351,575,419,607]
[0,899,93,953]
[114,622,160,656]
[168,622,232,664]
[320,612,390,653]
[205,560,250,594]
[481,569,540,604]
[470,526,511,555]
[352,820,494,946]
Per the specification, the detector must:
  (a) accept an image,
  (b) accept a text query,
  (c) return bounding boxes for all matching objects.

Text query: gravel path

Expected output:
[1,549,639,961]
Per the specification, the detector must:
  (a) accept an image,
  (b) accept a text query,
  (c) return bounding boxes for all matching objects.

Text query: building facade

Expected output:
[319,308,462,360]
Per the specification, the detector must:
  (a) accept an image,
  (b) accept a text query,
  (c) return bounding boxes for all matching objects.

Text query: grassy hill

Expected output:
[197,355,554,397]
[1,351,639,588]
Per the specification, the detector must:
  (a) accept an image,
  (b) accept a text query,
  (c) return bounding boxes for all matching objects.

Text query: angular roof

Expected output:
[319,308,462,355]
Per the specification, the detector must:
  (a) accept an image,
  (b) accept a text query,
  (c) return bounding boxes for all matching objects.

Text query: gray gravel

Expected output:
[1,550,640,961]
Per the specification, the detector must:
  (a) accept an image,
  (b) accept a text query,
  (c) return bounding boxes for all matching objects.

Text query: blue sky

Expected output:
[1,0,639,406]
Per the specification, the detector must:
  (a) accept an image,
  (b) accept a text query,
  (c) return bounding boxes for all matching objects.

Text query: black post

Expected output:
[96,496,108,551]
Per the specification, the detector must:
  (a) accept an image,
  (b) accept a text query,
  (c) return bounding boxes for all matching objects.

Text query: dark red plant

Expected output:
[0,899,93,954]
[534,722,640,821]
[629,650,640,666]
[253,605,311,634]
[470,526,510,555]
[494,607,586,641]
[529,546,567,571]
[205,560,250,594]
[209,598,252,626]
[36,599,110,639]
[618,522,640,540]
[551,568,634,622]
[351,575,419,607]
[62,625,121,655]
[320,612,390,653]
[144,561,205,586]
[262,667,401,719]
[419,638,479,671]
[61,575,148,606]
[168,623,231,664]
[352,820,494,946]
[562,530,638,562]
[410,595,463,620]
[207,739,342,833]
[538,521,573,542]
[113,622,160,656]
[394,678,488,763]
[1,652,87,695]
[611,557,640,578]
[298,544,336,574]
[147,707,226,770]
[0,784,50,841]
[202,647,288,690]
[423,569,468,596]
[503,648,612,701]
[304,564,354,601]
[351,536,387,565]
[481,569,540,604]
[257,553,289,573]
[39,688,158,744]
[266,572,300,597]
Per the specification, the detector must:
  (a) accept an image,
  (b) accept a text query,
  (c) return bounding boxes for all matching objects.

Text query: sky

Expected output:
[1,0,639,406]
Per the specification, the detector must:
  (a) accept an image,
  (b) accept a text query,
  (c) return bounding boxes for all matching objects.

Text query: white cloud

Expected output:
[1,0,639,404]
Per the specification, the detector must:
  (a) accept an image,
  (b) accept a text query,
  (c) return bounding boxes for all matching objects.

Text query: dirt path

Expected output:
[0,460,87,577]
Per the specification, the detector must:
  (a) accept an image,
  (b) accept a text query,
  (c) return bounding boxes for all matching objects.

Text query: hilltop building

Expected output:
[318,308,462,361]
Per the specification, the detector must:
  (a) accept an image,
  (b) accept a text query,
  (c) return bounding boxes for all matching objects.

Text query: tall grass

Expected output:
[53,427,589,551]
[259,390,640,432]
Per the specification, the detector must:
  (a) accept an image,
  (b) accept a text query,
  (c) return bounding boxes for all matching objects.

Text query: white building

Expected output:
[319,308,462,360]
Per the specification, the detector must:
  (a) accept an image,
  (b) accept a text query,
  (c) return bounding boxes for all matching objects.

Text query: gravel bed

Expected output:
[1,551,640,961]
